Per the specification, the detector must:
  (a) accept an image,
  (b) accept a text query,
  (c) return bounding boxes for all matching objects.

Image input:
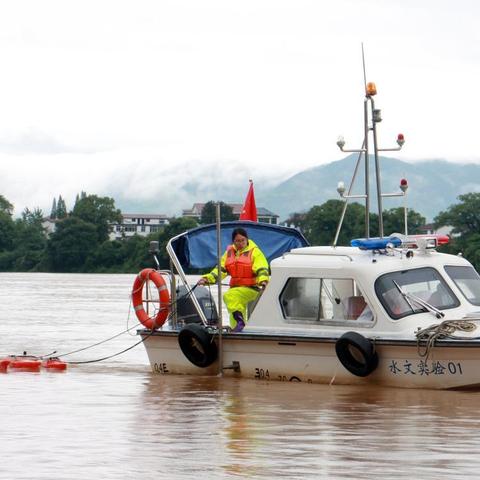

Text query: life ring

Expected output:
[178,324,218,368]
[132,268,170,329]
[335,331,378,377]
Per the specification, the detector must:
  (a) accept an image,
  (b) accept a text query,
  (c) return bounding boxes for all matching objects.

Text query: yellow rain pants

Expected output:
[223,286,260,328]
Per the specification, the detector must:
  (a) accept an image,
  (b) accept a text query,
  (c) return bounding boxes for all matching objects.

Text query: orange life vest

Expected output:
[225,245,256,287]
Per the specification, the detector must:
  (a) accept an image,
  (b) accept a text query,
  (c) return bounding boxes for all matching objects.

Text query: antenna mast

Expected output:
[361,43,370,237]
[335,44,407,242]
[361,42,367,93]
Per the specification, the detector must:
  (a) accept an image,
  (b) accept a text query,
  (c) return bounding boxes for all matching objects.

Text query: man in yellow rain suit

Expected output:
[197,227,269,332]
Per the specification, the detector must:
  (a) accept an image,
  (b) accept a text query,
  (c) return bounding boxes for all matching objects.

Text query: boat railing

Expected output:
[166,235,210,327]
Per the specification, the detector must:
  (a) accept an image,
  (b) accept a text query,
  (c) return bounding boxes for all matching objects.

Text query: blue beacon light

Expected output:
[350,237,402,250]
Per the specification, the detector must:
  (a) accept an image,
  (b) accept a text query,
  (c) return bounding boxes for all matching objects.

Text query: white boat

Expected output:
[134,82,480,390]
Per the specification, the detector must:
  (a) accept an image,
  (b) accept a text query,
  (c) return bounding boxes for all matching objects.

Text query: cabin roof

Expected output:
[272,246,471,274]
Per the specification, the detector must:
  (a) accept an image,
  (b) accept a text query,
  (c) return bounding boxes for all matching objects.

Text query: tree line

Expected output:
[0,193,479,273]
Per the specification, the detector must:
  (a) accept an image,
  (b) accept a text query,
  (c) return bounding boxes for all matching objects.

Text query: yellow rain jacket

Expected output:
[202,239,269,287]
[202,240,269,328]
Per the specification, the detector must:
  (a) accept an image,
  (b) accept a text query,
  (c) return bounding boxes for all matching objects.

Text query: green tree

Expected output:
[72,194,122,243]
[0,196,21,268]
[460,233,480,270]
[0,212,15,252]
[0,195,14,215]
[162,216,199,238]
[434,193,480,269]
[200,201,235,224]
[382,207,426,236]
[50,198,57,219]
[300,200,426,246]
[0,195,16,253]
[56,195,67,219]
[47,217,98,272]
[85,239,130,272]
[11,208,47,271]
[74,191,87,209]
[302,200,368,246]
[435,192,480,237]
[118,235,151,272]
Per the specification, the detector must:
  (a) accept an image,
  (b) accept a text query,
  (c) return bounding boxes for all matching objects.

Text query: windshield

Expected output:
[375,267,459,319]
[444,266,480,306]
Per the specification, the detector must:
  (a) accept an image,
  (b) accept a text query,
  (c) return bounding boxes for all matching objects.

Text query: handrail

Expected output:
[166,234,209,326]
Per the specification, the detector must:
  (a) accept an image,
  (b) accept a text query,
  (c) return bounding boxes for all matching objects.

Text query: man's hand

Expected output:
[197,277,208,286]
[259,281,269,290]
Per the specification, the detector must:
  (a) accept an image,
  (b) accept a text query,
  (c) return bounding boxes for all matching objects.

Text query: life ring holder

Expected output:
[132,268,170,329]
[335,331,379,377]
[178,324,218,368]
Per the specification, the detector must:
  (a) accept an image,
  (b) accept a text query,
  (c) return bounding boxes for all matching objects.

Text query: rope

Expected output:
[66,330,155,365]
[415,319,480,359]
[53,279,202,365]
[50,321,142,359]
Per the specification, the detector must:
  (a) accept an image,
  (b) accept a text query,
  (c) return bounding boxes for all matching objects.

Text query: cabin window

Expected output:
[444,266,480,306]
[279,277,373,324]
[375,267,459,320]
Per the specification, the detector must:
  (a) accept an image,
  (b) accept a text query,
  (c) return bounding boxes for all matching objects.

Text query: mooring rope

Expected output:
[53,280,201,365]
[66,330,156,365]
[415,318,480,359]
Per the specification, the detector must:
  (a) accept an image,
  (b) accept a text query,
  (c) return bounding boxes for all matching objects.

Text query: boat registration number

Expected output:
[388,360,463,376]
[254,368,311,383]
[153,362,169,374]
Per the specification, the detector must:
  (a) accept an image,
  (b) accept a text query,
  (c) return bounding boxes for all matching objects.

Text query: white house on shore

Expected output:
[42,213,170,240]
[42,218,57,236]
[109,213,170,240]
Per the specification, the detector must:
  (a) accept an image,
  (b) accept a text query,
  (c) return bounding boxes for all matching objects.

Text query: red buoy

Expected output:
[9,356,41,372]
[0,358,11,373]
[42,358,67,371]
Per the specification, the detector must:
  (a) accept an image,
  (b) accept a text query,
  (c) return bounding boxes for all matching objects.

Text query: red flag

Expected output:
[239,180,257,222]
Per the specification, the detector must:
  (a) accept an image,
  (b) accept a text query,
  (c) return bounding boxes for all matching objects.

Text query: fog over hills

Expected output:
[113,155,480,222]
[257,155,480,221]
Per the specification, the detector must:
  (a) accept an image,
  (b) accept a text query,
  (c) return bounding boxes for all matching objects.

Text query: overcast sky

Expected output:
[1,0,479,216]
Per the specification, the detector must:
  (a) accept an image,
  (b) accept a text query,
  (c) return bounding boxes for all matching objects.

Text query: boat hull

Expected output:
[140,329,480,390]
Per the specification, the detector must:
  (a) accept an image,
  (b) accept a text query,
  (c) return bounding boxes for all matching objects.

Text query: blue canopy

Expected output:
[170,220,309,269]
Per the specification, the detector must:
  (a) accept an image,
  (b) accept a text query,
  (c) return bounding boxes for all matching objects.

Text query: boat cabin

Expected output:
[248,238,480,337]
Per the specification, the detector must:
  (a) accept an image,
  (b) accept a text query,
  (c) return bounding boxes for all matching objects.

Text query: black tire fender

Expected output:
[178,324,218,368]
[335,331,378,377]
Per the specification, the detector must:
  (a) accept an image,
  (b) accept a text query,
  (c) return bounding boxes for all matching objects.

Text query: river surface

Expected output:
[1,272,480,479]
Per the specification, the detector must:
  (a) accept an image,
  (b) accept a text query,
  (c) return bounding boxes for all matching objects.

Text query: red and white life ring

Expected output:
[132,268,170,329]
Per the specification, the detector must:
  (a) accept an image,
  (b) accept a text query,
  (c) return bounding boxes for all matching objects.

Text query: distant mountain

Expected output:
[113,155,480,222]
[256,155,480,221]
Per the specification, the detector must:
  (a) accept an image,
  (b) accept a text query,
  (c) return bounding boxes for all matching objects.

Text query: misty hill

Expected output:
[113,155,480,222]
[256,155,480,222]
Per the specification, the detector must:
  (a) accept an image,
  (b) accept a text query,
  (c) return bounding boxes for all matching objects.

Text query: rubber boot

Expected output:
[232,311,245,332]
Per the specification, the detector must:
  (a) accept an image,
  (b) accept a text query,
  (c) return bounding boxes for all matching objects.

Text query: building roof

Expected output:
[183,203,278,218]
[122,213,168,219]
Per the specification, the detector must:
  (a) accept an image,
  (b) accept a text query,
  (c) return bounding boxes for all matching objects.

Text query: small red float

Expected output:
[42,358,67,371]
[0,358,11,373]
[9,355,41,372]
